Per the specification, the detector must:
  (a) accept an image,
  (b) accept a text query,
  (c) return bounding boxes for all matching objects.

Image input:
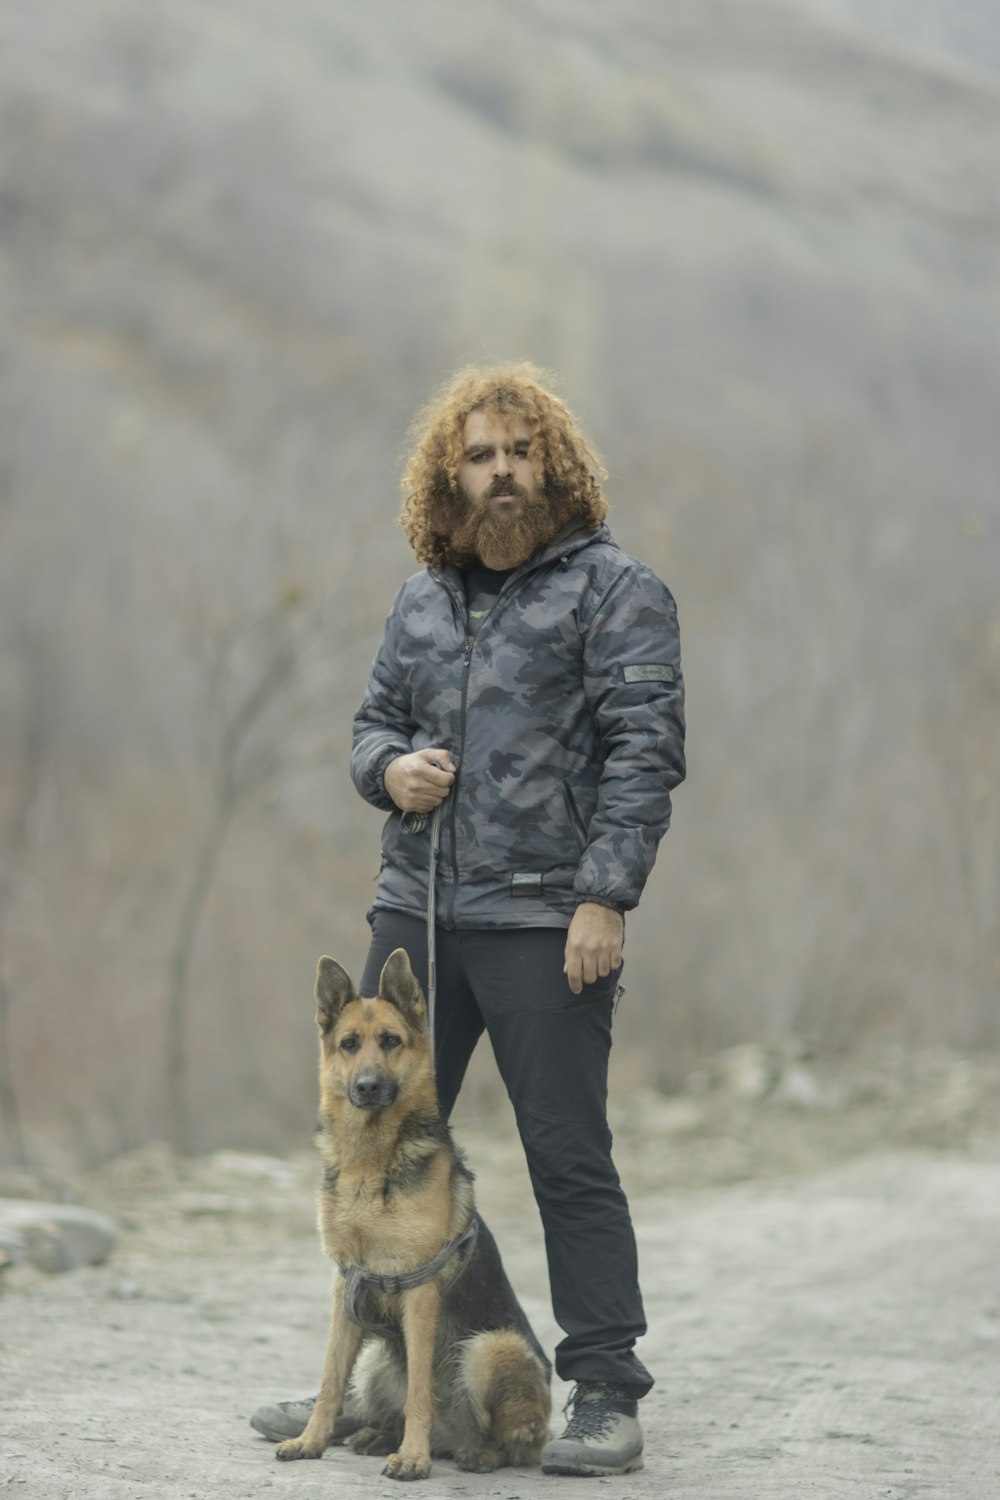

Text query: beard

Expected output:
[449,479,578,570]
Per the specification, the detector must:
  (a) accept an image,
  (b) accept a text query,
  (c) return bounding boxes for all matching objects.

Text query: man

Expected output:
[253,362,685,1475]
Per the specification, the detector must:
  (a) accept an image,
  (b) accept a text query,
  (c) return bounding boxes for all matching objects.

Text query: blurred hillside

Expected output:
[815,0,1000,76]
[1,0,998,1164]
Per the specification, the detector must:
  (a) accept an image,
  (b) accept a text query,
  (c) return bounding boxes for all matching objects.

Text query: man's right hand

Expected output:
[384,748,456,813]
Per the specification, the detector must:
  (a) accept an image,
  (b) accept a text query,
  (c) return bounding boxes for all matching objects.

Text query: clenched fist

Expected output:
[384,748,456,814]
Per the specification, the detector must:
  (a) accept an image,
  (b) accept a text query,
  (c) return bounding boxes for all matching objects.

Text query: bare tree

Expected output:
[937,610,1000,1046]
[162,574,381,1153]
[0,625,53,1168]
[164,584,314,1152]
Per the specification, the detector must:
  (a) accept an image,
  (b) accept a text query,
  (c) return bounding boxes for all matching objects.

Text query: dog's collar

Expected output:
[338,1213,480,1330]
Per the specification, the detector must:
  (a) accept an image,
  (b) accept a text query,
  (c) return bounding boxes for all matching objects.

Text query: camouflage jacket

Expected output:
[351,523,685,929]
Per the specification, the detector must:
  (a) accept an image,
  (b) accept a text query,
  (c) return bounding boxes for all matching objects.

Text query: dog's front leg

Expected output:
[382,1279,440,1482]
[276,1275,362,1462]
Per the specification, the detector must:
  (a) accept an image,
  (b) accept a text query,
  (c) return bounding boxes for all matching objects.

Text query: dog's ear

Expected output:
[315,957,356,1034]
[378,948,427,1029]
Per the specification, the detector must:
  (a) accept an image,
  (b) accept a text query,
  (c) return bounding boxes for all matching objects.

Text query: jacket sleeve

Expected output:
[573,563,686,912]
[351,588,416,812]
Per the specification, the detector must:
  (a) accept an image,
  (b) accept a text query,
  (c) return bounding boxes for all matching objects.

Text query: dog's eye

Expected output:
[339,1035,360,1053]
[380,1034,402,1052]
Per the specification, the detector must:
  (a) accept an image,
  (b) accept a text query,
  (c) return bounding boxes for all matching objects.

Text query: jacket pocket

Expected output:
[561,782,590,852]
[381,811,430,871]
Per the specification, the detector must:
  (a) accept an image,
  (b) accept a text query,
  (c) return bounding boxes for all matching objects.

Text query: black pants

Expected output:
[360,909,653,1395]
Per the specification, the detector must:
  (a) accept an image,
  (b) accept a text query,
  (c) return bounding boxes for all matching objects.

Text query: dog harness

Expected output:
[337,1212,480,1331]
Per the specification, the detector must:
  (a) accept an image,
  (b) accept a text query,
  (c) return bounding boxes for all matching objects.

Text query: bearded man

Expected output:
[252,363,685,1476]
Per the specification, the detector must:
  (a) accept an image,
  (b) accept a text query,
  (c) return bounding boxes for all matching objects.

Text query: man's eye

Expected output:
[515,445,529,457]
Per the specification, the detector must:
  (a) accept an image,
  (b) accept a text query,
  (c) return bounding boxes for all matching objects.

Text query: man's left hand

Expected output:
[563,902,624,995]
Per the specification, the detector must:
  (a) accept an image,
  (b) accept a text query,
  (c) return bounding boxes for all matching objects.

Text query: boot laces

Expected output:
[560,1383,624,1440]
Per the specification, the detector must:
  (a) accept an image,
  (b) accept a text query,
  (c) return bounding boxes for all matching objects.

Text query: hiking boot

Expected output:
[250,1396,315,1442]
[540,1382,644,1476]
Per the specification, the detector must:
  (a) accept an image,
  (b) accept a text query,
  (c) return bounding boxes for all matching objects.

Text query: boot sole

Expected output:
[250,1413,310,1443]
[541,1456,644,1476]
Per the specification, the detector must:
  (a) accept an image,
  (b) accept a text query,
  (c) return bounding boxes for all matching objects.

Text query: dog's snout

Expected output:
[352,1069,382,1104]
[349,1068,398,1110]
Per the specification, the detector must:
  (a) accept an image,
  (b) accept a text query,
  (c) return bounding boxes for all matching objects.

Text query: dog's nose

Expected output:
[351,1069,389,1109]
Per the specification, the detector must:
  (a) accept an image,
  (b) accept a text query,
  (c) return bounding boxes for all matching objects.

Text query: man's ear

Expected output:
[378,948,427,1030]
[315,957,356,1034]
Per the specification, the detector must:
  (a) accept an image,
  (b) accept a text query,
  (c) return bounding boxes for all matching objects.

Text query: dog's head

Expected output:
[315,948,430,1113]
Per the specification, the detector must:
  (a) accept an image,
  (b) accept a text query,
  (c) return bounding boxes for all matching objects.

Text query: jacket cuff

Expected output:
[353,742,410,811]
[575,895,625,916]
[372,745,405,792]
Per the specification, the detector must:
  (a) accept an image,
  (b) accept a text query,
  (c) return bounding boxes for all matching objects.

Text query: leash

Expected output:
[338,1212,480,1331]
[426,801,442,1067]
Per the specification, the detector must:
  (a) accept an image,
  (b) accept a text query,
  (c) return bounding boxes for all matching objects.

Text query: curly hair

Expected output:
[400,362,608,569]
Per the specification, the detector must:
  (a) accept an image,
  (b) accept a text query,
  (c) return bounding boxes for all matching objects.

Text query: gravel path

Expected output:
[3,1118,999,1500]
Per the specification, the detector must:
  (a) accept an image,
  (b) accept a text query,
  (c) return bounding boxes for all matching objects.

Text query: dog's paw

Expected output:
[330,1413,364,1445]
[275,1437,325,1462]
[349,1426,399,1457]
[454,1445,502,1473]
[382,1449,431,1481]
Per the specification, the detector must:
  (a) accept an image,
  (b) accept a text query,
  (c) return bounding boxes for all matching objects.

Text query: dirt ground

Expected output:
[2,1045,999,1500]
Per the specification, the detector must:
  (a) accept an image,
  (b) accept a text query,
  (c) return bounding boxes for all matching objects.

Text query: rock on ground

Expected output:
[0,1199,119,1273]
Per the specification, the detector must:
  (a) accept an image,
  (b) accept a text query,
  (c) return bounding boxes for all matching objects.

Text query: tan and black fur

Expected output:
[275,948,551,1481]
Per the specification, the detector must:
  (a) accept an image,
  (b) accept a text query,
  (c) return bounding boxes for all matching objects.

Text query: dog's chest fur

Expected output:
[316,1120,468,1274]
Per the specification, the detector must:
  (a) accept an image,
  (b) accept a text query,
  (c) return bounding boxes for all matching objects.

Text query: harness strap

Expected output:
[338,1212,480,1330]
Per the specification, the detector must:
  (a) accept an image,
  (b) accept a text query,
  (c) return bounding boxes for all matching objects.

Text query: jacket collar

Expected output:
[431,522,610,597]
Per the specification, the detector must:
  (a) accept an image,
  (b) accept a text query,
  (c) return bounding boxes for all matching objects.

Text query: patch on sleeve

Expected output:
[623,663,675,684]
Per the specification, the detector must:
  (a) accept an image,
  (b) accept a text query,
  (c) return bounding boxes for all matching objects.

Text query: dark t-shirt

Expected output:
[463,563,513,640]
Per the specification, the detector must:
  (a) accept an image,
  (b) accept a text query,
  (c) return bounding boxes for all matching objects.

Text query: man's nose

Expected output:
[493,447,511,476]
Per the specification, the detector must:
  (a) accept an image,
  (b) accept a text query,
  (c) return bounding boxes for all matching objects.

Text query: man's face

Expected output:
[457,409,541,516]
[452,408,551,569]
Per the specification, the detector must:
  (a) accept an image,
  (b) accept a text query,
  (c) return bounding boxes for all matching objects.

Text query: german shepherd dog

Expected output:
[275,948,551,1481]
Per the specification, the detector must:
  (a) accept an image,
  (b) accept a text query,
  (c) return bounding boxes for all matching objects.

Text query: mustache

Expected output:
[486,476,530,499]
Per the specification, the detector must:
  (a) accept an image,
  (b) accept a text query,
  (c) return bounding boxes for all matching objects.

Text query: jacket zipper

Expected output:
[445,636,473,929]
[444,576,524,929]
